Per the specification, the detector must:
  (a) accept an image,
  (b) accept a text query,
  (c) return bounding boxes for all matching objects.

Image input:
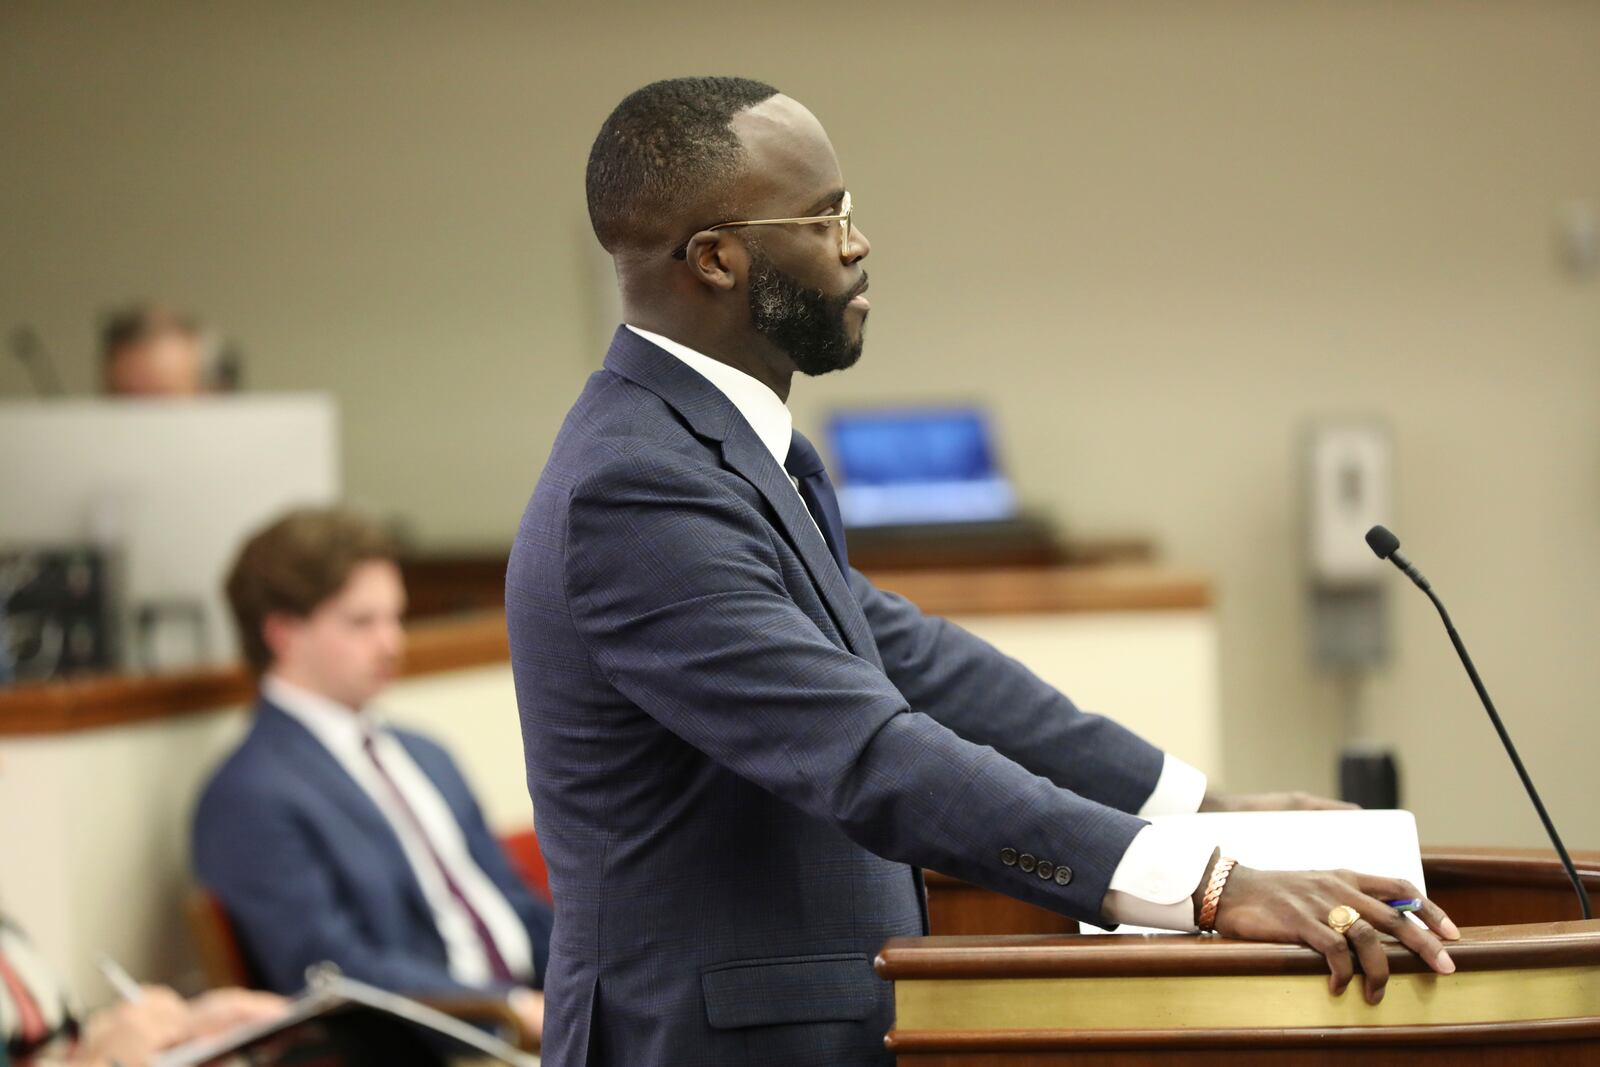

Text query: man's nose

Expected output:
[846,224,870,264]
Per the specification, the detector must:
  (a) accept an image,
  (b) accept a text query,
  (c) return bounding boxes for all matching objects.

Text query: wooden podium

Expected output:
[876,848,1600,1064]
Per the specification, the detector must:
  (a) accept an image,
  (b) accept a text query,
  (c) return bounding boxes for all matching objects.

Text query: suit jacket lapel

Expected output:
[256,703,436,923]
[602,327,879,665]
[718,423,880,665]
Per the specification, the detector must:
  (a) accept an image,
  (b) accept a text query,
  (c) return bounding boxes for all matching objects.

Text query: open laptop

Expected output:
[825,406,1019,528]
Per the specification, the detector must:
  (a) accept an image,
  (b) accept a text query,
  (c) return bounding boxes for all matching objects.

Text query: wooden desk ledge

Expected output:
[865,564,1210,616]
[0,564,1210,737]
[0,612,509,736]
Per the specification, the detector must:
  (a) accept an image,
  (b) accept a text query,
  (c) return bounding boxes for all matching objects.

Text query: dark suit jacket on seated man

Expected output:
[509,78,1460,1067]
[193,508,552,1039]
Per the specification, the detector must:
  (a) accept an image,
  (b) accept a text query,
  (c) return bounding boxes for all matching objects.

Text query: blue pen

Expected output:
[1386,898,1423,913]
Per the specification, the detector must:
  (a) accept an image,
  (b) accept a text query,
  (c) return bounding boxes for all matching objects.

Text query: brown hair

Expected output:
[100,302,198,364]
[225,507,399,675]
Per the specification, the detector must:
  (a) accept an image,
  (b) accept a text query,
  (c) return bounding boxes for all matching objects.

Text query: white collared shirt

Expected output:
[627,324,826,541]
[264,675,535,984]
[625,324,1214,930]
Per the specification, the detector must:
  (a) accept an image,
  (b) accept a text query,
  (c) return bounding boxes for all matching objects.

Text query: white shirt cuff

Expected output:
[1102,822,1217,931]
[1102,754,1213,931]
[1137,752,1208,817]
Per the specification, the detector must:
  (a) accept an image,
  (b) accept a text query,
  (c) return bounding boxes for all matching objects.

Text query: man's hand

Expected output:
[1201,790,1357,812]
[71,986,290,1067]
[508,987,545,1039]
[1210,863,1461,1004]
[72,985,191,1067]
[185,988,290,1038]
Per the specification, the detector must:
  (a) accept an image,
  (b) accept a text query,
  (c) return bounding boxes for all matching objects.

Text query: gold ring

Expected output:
[1328,904,1361,935]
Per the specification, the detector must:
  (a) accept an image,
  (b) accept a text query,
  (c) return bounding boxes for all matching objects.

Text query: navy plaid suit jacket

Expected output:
[507,327,1167,1066]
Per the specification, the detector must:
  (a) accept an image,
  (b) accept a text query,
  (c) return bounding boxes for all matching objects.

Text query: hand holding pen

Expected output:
[75,961,188,1067]
[82,955,289,1066]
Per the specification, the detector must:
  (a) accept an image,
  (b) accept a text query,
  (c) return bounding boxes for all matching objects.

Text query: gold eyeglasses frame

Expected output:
[671,191,853,261]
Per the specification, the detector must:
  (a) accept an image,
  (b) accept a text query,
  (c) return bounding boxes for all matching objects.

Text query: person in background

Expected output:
[0,912,284,1067]
[192,508,550,1039]
[0,601,13,686]
[99,304,207,397]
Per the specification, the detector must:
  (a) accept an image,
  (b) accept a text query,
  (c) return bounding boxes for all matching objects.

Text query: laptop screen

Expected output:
[825,407,1018,527]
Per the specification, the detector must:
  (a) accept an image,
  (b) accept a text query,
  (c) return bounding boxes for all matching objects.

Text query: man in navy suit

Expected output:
[508,78,1458,1066]
[194,507,553,1038]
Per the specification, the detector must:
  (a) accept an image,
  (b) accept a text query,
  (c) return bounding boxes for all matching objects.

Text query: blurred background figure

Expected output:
[0,602,13,685]
[192,508,551,1040]
[0,911,285,1067]
[99,303,207,398]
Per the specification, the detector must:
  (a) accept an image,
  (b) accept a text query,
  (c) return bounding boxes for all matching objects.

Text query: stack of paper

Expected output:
[1087,808,1425,936]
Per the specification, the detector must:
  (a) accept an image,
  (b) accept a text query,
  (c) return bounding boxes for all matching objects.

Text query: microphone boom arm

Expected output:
[1419,582,1592,919]
[1368,525,1592,920]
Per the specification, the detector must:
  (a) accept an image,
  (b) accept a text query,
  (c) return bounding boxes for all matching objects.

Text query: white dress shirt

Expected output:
[264,675,535,984]
[627,324,1216,930]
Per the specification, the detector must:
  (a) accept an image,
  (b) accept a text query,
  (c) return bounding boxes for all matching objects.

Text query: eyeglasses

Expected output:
[671,191,853,261]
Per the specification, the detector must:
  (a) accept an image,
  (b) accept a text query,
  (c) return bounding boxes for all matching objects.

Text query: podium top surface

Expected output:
[876,918,1600,980]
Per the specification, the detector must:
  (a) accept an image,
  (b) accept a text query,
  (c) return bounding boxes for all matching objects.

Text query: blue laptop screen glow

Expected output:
[825,407,1018,527]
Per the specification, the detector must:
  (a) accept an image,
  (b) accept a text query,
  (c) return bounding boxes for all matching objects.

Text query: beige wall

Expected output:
[3,2,1598,860]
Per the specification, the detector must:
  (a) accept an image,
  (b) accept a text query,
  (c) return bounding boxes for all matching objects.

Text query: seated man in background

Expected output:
[100,303,210,397]
[0,601,12,685]
[192,508,551,1038]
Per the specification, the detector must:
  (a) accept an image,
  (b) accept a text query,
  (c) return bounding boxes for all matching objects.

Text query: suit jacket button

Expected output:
[1036,861,1054,880]
[1000,847,1018,866]
[1055,865,1073,886]
[1018,853,1036,873]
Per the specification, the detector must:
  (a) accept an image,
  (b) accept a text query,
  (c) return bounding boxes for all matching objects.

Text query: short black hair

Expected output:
[586,76,780,255]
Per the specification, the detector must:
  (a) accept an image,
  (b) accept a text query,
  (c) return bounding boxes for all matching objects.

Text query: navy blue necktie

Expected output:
[784,429,850,577]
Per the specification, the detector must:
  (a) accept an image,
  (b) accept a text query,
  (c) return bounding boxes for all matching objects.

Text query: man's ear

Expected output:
[261,611,303,664]
[682,231,742,293]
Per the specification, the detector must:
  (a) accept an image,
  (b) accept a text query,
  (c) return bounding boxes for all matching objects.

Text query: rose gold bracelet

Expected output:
[1197,856,1237,932]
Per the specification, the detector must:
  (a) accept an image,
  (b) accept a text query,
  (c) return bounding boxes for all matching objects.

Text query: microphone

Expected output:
[8,325,64,397]
[213,340,245,392]
[1366,524,1592,919]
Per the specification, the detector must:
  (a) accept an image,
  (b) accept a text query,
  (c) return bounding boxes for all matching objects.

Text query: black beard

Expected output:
[746,251,865,377]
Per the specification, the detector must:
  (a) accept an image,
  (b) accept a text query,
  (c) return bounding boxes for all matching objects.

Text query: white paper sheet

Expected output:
[1086,808,1426,935]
